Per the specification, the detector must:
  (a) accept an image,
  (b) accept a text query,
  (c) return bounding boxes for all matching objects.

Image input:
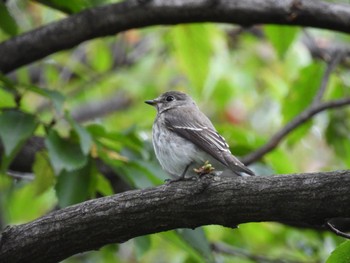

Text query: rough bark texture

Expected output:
[1,0,350,73]
[1,170,349,263]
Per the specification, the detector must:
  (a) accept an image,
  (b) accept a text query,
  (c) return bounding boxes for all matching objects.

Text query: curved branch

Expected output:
[1,170,350,263]
[242,97,350,165]
[327,220,350,239]
[242,52,349,165]
[1,0,350,73]
[312,51,344,104]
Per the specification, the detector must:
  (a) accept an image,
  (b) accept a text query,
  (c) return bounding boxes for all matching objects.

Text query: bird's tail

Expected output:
[225,154,255,176]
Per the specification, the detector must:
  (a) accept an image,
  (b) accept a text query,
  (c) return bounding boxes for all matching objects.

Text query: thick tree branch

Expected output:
[1,170,350,263]
[1,0,350,73]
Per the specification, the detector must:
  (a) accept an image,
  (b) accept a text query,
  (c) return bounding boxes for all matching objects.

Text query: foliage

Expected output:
[326,240,350,263]
[0,0,350,262]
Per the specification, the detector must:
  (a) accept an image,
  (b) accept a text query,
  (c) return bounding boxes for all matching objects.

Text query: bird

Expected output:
[145,91,255,181]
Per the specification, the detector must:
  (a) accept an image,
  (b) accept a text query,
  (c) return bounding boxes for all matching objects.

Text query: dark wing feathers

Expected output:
[164,107,254,176]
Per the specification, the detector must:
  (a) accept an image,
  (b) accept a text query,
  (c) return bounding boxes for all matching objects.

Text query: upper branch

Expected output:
[1,0,350,73]
[1,170,350,263]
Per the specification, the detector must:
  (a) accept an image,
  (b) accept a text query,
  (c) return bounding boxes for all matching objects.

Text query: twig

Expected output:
[243,97,350,165]
[313,51,344,104]
[7,171,34,181]
[242,53,348,165]
[326,219,350,239]
[71,92,132,122]
[211,242,305,263]
[302,30,350,64]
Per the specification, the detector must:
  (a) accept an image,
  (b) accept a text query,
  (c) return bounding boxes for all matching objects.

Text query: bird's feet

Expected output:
[164,161,216,184]
[194,161,215,177]
[164,175,198,184]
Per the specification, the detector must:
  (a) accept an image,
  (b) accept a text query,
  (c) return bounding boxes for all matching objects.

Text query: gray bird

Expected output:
[145,91,255,181]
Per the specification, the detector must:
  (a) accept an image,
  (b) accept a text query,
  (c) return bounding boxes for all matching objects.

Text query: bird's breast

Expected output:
[152,119,200,176]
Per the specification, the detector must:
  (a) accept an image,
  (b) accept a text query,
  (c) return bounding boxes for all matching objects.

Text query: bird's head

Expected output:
[145,91,196,113]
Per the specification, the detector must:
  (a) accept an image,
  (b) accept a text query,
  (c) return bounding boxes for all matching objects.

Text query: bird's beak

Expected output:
[145,99,158,106]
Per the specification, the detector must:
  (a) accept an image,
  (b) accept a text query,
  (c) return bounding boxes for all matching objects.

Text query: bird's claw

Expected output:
[194,161,215,176]
[164,176,198,184]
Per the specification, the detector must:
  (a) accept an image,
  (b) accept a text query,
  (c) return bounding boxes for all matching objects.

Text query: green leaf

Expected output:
[26,85,65,113]
[87,124,126,150]
[96,173,114,196]
[161,231,207,262]
[45,129,87,175]
[285,121,312,147]
[65,112,92,155]
[0,73,17,91]
[55,159,96,207]
[45,90,65,113]
[5,184,56,224]
[326,241,350,263]
[170,24,213,91]
[264,25,299,59]
[282,63,325,122]
[134,236,151,260]
[32,151,56,196]
[265,148,298,174]
[118,162,155,188]
[177,228,214,262]
[282,62,325,146]
[35,0,87,13]
[0,2,18,36]
[0,110,38,172]
[325,75,348,100]
[0,88,16,108]
[325,111,350,166]
[86,123,109,137]
[88,40,113,72]
[135,160,167,184]
[36,0,109,14]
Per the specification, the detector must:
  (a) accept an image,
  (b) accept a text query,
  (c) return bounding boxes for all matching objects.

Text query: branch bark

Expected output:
[1,0,350,73]
[1,170,350,263]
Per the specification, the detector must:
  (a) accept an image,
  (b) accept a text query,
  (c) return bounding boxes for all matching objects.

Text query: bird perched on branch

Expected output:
[145,91,255,181]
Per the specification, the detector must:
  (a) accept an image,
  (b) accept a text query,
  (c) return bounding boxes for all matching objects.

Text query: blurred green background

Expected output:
[0,0,350,262]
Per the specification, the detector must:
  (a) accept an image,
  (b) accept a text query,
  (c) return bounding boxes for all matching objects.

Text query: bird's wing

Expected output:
[164,107,254,175]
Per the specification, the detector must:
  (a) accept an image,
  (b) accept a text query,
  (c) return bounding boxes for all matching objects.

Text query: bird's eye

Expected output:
[166,96,175,102]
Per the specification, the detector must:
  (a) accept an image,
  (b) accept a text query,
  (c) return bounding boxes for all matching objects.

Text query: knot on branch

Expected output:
[288,0,303,21]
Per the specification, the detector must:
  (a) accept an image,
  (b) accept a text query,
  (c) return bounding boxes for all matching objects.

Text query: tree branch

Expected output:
[242,52,349,165]
[312,51,344,104]
[1,0,350,73]
[1,170,350,263]
[242,97,350,165]
[326,218,350,239]
[70,92,132,122]
[302,30,350,63]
